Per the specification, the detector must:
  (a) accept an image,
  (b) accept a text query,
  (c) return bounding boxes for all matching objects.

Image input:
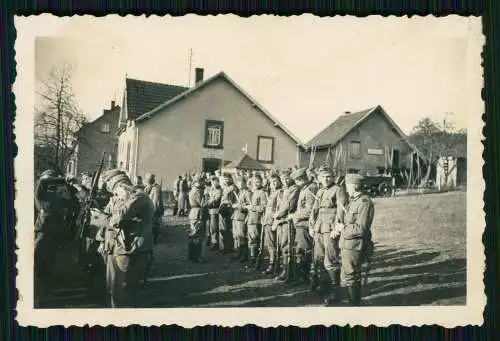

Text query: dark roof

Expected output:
[125,78,188,120]
[307,107,376,148]
[225,153,267,171]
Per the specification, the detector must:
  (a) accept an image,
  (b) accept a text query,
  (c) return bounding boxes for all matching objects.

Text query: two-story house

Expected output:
[67,101,121,178]
[117,68,304,187]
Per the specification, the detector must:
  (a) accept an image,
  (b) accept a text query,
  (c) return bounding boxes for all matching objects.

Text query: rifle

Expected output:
[286,217,295,282]
[274,223,281,276]
[254,224,266,270]
[76,152,106,242]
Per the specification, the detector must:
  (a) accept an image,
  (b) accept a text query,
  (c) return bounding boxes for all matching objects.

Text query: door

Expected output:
[392,149,400,169]
[202,158,222,175]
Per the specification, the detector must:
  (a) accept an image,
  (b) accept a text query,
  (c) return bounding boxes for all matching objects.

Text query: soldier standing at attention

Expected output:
[333,173,374,306]
[207,176,222,251]
[102,169,155,308]
[144,173,164,244]
[262,173,284,274]
[178,174,189,216]
[290,167,318,282]
[246,174,267,264]
[218,173,238,254]
[273,168,300,281]
[309,166,348,305]
[231,176,252,262]
[188,174,209,262]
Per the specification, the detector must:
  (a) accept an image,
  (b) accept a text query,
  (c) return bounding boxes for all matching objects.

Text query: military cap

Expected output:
[318,165,334,176]
[223,172,233,179]
[191,174,204,186]
[211,175,220,182]
[106,172,132,192]
[291,167,308,180]
[270,172,281,180]
[40,169,57,180]
[280,168,292,177]
[252,173,263,181]
[102,169,124,183]
[345,173,364,185]
[145,172,155,185]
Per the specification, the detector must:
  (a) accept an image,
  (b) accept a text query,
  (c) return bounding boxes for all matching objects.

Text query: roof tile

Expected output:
[126,78,188,120]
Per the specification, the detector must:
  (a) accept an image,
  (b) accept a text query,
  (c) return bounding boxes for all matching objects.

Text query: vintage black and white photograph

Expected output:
[15,14,484,327]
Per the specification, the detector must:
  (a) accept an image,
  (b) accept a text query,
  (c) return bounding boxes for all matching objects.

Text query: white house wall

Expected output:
[135,77,299,189]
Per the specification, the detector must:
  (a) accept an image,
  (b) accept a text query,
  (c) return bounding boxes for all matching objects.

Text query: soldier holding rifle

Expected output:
[247,174,267,265]
[144,173,164,244]
[309,166,348,305]
[289,167,318,283]
[273,168,300,282]
[99,169,155,308]
[207,176,222,251]
[188,174,209,262]
[332,173,374,306]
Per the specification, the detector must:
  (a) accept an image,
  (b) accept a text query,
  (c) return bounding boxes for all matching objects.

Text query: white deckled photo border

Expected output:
[14,14,486,328]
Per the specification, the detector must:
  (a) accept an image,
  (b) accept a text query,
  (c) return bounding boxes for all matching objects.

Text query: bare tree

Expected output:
[34,63,87,175]
[409,116,466,187]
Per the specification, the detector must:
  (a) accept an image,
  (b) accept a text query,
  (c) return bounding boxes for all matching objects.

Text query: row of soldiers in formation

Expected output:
[187,166,375,306]
[34,163,374,308]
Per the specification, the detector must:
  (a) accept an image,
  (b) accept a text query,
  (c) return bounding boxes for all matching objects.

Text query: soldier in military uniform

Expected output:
[100,169,155,308]
[207,176,222,251]
[290,167,318,282]
[333,173,374,306]
[309,166,348,305]
[34,170,77,305]
[144,173,164,244]
[262,173,284,274]
[218,173,238,254]
[273,169,300,281]
[247,174,267,264]
[231,176,252,262]
[188,174,209,262]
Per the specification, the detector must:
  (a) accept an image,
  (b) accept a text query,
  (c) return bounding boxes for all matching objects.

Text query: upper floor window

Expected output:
[101,123,110,133]
[257,136,275,163]
[349,141,361,158]
[204,120,224,149]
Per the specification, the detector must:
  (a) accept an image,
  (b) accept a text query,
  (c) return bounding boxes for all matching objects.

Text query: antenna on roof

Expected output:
[188,48,193,87]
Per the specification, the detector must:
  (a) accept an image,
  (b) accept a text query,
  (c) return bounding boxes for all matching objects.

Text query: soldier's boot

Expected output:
[248,245,257,264]
[324,269,341,306]
[239,245,249,263]
[263,253,275,274]
[347,283,362,306]
[275,257,288,281]
[309,261,319,291]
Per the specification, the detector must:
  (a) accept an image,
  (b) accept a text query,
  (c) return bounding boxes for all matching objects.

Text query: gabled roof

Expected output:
[307,105,427,161]
[225,153,267,171]
[134,71,305,148]
[125,78,188,120]
[307,107,375,148]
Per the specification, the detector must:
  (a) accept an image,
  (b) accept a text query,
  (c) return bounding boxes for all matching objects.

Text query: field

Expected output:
[45,191,466,308]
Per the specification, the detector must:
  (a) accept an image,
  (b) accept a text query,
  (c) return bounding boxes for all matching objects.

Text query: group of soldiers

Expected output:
[34,167,164,308]
[187,165,375,306]
[34,162,374,308]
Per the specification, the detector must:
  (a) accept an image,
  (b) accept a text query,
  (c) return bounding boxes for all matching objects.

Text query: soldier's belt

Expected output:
[318,207,336,213]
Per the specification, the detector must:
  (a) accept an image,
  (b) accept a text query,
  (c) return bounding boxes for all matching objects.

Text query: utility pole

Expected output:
[188,48,193,87]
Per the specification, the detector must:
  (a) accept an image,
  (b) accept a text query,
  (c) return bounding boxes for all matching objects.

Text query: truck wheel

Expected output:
[378,183,392,197]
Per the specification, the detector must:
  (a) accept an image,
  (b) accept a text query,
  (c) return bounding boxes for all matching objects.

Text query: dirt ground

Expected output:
[44,190,466,308]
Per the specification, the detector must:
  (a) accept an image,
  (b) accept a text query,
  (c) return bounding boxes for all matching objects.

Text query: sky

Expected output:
[32,15,483,143]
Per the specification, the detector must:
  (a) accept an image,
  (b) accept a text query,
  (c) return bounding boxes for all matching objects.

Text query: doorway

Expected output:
[202,158,222,175]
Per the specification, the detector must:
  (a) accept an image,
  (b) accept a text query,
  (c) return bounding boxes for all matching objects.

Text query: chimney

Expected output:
[195,68,204,85]
[111,100,116,109]
[344,111,351,115]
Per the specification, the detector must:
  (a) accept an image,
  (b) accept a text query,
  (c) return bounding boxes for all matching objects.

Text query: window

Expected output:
[101,123,110,133]
[349,141,361,158]
[257,136,275,163]
[204,120,224,148]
